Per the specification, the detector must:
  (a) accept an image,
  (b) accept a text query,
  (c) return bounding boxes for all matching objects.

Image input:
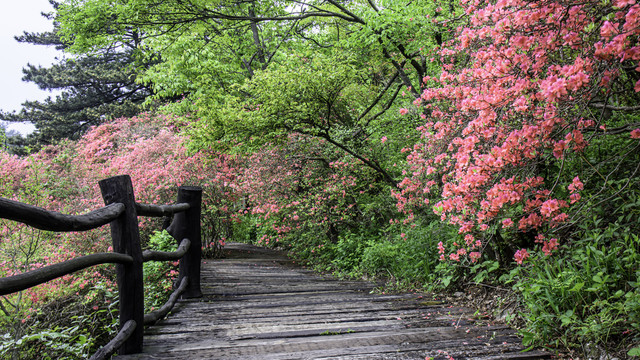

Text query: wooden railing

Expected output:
[0,175,202,359]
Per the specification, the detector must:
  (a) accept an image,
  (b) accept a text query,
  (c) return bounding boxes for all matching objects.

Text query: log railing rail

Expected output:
[0,175,202,359]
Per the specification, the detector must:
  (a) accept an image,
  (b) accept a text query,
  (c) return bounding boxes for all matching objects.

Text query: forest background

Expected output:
[1,0,640,358]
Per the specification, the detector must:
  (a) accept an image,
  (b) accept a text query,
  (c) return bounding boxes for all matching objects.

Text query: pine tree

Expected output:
[0,3,153,148]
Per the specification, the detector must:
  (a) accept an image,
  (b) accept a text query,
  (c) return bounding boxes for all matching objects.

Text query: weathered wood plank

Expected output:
[135,202,190,217]
[142,238,191,262]
[165,186,202,298]
[118,243,549,360]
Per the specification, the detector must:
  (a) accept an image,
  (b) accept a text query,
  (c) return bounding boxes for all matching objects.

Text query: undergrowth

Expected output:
[0,230,179,359]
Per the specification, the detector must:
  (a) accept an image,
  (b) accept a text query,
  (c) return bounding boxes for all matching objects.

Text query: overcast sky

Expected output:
[0,0,61,135]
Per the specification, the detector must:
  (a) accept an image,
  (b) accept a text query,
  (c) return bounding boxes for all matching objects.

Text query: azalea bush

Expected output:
[389,0,640,353]
[0,111,241,358]
[397,0,640,265]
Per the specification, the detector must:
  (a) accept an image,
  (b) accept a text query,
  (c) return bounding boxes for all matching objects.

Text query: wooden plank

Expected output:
[118,243,549,360]
[165,186,203,298]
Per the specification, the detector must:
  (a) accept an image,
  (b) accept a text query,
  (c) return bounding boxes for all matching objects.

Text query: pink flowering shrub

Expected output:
[235,134,389,250]
[0,112,242,358]
[74,113,242,245]
[396,0,640,265]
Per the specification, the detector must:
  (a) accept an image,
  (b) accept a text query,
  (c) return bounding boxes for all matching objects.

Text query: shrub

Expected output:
[143,230,179,313]
[509,220,640,353]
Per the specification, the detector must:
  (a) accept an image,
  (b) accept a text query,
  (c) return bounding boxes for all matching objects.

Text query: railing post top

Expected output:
[99,174,132,185]
[178,185,203,193]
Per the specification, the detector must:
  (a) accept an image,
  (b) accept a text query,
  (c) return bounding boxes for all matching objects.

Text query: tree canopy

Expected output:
[0,2,153,149]
[57,0,457,183]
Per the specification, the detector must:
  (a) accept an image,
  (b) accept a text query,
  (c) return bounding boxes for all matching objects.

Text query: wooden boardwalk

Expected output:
[118,243,549,360]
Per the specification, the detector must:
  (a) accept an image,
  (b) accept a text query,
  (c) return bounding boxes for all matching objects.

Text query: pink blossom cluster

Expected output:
[235,134,380,246]
[0,112,241,308]
[397,0,636,264]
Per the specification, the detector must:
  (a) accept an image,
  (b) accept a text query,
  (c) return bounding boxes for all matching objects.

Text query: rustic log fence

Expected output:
[0,174,202,359]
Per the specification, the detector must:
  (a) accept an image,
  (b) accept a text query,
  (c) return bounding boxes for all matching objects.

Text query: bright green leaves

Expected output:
[188,52,370,152]
[0,126,6,152]
[58,0,130,52]
[243,53,360,135]
[350,0,443,51]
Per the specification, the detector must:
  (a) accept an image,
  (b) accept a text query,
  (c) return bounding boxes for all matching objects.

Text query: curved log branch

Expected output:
[135,202,190,217]
[89,320,137,360]
[142,238,191,262]
[0,252,133,296]
[0,197,124,232]
[144,276,189,325]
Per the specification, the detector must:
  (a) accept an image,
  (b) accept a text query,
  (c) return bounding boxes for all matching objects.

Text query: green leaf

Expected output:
[487,260,500,273]
[569,282,584,292]
[520,331,535,346]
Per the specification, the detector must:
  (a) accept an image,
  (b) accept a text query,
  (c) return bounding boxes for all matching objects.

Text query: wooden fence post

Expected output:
[99,175,144,354]
[167,186,203,298]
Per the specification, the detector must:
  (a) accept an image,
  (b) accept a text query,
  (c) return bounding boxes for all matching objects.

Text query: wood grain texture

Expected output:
[135,202,190,217]
[118,243,549,360]
[0,197,124,232]
[0,252,132,295]
[99,175,145,354]
[142,238,191,262]
[166,186,202,299]
[145,276,190,326]
[89,320,137,360]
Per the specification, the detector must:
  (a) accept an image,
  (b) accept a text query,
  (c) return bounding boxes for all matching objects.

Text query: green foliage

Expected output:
[509,219,640,351]
[0,327,91,360]
[0,288,119,360]
[143,230,179,312]
[359,221,455,287]
[56,0,450,181]
[273,214,460,291]
[1,12,151,151]
[233,53,364,140]
[469,260,500,285]
[0,125,6,152]
[325,230,370,276]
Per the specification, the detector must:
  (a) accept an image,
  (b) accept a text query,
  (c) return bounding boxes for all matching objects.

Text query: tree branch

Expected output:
[589,102,640,111]
[379,45,420,98]
[358,71,400,122]
[365,83,403,126]
[319,132,398,187]
[582,122,640,136]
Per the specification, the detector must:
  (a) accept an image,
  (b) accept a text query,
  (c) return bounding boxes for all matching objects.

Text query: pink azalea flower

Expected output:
[542,238,559,255]
[514,249,529,264]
